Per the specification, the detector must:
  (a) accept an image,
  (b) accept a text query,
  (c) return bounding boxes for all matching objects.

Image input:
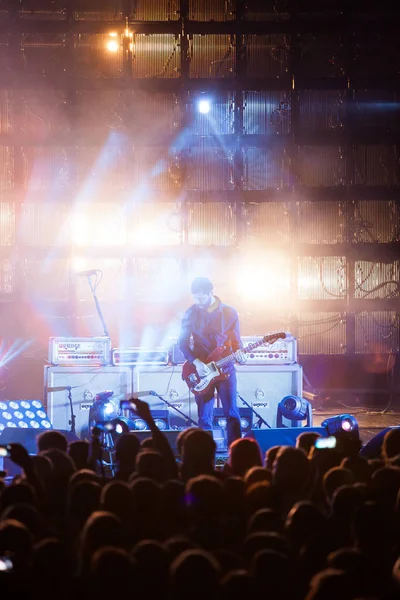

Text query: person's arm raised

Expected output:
[129,397,179,479]
[8,443,45,503]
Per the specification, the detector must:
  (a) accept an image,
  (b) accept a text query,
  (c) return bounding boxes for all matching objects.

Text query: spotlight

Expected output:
[240,417,250,430]
[107,40,119,52]
[0,400,52,431]
[132,418,148,430]
[154,418,168,431]
[277,396,313,428]
[109,416,135,435]
[321,414,359,437]
[128,409,170,431]
[198,98,211,114]
[88,390,119,430]
[213,408,252,433]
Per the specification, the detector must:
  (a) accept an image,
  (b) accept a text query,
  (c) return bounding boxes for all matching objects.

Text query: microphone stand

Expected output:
[237,393,271,429]
[86,274,110,338]
[150,390,198,427]
[67,386,76,435]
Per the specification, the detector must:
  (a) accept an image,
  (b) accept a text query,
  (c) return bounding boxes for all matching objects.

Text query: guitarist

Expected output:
[178,277,247,448]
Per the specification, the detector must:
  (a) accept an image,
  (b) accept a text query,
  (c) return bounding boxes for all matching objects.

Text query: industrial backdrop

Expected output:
[0,1,399,402]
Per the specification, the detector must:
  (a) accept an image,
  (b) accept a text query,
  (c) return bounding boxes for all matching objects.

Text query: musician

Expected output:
[178,277,247,448]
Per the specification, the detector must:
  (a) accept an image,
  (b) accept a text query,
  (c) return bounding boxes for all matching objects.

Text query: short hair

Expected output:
[191,277,213,294]
[37,430,68,453]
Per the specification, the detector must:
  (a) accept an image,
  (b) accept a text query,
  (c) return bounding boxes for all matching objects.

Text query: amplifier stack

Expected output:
[45,333,303,439]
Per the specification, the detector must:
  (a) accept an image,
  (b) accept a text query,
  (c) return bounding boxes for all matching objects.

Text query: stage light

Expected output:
[321,414,359,437]
[131,410,170,431]
[198,98,211,114]
[277,396,312,428]
[106,32,119,53]
[132,418,148,430]
[213,408,252,433]
[0,400,52,432]
[279,396,309,420]
[109,416,136,435]
[107,40,119,52]
[232,253,290,304]
[154,418,168,431]
[240,417,251,430]
[88,391,119,430]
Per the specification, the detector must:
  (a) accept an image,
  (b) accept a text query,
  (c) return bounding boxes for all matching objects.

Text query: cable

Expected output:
[318,258,347,299]
[299,314,344,326]
[148,364,176,398]
[298,320,343,339]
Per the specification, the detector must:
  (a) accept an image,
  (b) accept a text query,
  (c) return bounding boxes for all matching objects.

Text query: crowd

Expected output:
[1,397,400,600]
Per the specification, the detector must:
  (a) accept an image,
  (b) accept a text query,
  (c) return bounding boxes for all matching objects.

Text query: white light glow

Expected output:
[70,212,126,247]
[107,40,119,53]
[198,99,211,114]
[104,403,116,416]
[70,256,88,272]
[233,254,290,302]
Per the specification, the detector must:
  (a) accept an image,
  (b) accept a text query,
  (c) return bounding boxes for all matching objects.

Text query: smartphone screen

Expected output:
[315,436,337,449]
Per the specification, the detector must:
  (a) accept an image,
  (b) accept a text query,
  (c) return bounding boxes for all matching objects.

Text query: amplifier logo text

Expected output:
[59,343,82,350]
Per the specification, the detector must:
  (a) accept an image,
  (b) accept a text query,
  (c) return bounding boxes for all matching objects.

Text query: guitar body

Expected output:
[182,332,286,397]
[182,346,229,397]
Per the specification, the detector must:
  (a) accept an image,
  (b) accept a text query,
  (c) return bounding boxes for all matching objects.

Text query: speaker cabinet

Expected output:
[235,364,303,429]
[132,365,197,429]
[45,365,133,439]
[245,427,327,455]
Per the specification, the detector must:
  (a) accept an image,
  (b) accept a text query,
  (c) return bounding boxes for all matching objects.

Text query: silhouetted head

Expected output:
[114,432,141,476]
[244,466,272,487]
[296,431,321,456]
[170,549,220,600]
[228,437,263,477]
[37,430,68,453]
[382,428,400,462]
[181,429,216,479]
[265,445,281,470]
[273,446,310,493]
[68,440,90,470]
[322,467,355,502]
[135,448,165,483]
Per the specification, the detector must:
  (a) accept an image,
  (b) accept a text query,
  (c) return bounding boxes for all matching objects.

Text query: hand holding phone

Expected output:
[120,397,152,424]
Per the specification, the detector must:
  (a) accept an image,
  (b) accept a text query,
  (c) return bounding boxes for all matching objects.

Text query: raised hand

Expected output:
[8,443,31,469]
[129,397,153,424]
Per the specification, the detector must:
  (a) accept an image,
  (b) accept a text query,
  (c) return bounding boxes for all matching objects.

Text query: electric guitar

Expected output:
[182,332,286,396]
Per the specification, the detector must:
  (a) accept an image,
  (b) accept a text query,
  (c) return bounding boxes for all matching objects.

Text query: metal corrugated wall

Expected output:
[0,1,398,357]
